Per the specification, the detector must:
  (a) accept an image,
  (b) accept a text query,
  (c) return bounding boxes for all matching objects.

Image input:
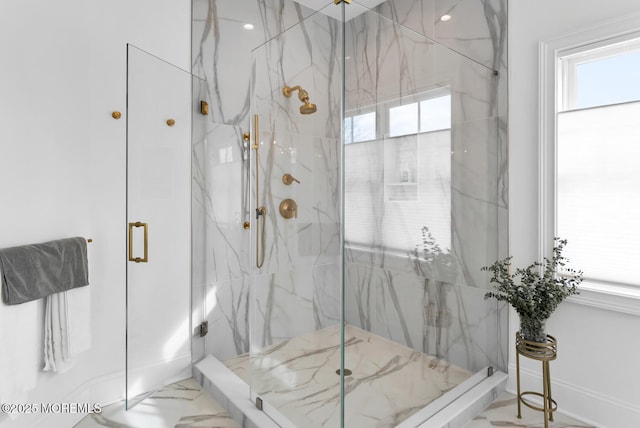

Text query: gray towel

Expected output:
[0,237,88,305]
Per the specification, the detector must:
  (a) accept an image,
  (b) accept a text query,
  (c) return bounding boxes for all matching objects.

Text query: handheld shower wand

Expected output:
[253,114,266,268]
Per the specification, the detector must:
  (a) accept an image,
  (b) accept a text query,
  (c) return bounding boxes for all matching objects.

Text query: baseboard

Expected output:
[20,368,125,428]
[507,364,640,428]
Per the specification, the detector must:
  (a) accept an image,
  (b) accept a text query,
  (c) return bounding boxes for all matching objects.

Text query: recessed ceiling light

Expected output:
[243,23,254,30]
[440,14,452,22]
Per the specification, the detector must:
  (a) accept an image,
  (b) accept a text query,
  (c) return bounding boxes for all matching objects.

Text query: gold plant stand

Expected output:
[516,332,558,428]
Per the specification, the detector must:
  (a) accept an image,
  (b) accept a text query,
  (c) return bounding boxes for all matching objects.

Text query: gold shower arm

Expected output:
[282,85,302,98]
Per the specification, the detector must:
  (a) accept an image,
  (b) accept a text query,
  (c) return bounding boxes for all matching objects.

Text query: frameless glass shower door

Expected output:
[126,45,192,409]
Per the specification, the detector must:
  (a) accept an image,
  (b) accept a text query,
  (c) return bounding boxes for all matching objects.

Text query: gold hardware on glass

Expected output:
[112,111,122,119]
[200,101,209,115]
[166,119,176,127]
[128,222,148,263]
[243,221,250,230]
[279,199,297,219]
[282,173,301,185]
[334,0,351,4]
[243,132,250,141]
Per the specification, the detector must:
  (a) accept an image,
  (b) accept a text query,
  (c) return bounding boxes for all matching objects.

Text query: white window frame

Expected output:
[539,13,640,316]
[345,86,452,142]
[344,108,377,144]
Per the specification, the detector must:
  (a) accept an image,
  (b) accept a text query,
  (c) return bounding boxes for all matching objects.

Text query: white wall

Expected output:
[509,1,640,426]
[0,1,190,427]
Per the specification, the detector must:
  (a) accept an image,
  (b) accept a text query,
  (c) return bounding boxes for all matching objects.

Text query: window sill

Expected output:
[567,280,640,317]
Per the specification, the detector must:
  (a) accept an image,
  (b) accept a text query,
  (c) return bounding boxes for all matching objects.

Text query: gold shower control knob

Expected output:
[167,119,176,127]
[279,199,298,219]
[112,111,122,119]
[282,173,301,185]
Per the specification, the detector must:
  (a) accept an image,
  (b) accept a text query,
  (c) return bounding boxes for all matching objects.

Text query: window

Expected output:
[389,93,452,137]
[344,111,376,144]
[344,89,452,252]
[543,29,640,296]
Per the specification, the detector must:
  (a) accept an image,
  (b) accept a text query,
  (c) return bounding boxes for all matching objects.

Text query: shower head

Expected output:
[300,101,317,115]
[283,84,317,115]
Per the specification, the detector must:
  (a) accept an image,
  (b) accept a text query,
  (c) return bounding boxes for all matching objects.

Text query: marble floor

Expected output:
[463,391,594,428]
[71,379,595,428]
[74,378,239,428]
[223,324,472,427]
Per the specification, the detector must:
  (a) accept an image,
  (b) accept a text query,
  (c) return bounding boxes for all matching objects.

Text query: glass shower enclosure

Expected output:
[191,0,507,426]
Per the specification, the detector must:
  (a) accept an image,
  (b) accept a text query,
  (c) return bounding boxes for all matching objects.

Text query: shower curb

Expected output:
[193,355,280,428]
[418,370,507,427]
[195,354,506,428]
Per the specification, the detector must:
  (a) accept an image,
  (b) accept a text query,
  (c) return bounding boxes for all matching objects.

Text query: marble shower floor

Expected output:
[223,324,472,427]
[74,378,238,428]
[463,391,594,428]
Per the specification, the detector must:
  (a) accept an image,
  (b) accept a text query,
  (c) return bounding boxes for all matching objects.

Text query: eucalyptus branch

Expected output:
[482,238,582,321]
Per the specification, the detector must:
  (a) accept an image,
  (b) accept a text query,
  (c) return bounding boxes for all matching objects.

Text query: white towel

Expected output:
[43,285,91,373]
[0,300,39,420]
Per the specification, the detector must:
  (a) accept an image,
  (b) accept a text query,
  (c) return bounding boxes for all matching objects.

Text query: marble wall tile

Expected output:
[251,132,339,273]
[248,265,340,354]
[312,262,342,330]
[344,261,502,373]
[434,45,498,124]
[451,118,499,204]
[193,120,250,284]
[450,118,500,288]
[434,0,507,71]
[350,0,507,88]
[204,278,251,362]
[250,269,317,349]
[374,0,436,41]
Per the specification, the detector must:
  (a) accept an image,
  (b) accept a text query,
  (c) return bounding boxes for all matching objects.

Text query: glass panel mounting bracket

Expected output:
[255,397,263,411]
[334,0,351,4]
[200,321,209,337]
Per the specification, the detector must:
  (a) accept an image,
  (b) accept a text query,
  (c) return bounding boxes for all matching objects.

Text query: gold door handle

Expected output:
[128,222,148,263]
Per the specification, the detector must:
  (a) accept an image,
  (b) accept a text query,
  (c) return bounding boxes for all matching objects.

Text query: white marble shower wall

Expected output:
[250,6,342,349]
[192,0,342,362]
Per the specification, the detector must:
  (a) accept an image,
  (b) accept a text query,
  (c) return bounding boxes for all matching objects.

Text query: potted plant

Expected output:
[482,238,583,342]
